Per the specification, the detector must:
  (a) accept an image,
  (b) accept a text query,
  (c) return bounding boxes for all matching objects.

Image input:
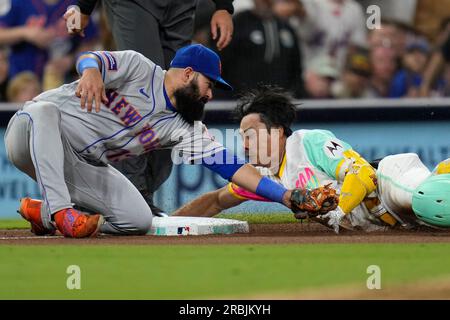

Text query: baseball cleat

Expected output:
[18,198,56,236]
[149,203,168,217]
[54,208,104,238]
[153,211,169,218]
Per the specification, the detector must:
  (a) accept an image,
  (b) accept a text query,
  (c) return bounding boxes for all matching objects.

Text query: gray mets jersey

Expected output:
[33,50,224,165]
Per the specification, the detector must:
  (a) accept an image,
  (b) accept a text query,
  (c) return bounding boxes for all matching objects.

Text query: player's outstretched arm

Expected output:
[231,164,292,208]
[190,147,292,209]
[172,186,245,217]
[75,53,108,112]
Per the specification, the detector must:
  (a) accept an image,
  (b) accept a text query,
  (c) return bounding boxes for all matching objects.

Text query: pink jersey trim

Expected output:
[228,183,271,202]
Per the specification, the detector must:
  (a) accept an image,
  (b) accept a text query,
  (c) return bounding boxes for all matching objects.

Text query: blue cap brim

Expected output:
[202,72,233,91]
[215,77,233,91]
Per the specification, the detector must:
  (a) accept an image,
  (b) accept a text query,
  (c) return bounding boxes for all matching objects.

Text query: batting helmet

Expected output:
[412,174,450,227]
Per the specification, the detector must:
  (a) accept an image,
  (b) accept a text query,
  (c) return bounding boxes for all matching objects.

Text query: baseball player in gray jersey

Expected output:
[4,44,299,238]
[64,0,235,217]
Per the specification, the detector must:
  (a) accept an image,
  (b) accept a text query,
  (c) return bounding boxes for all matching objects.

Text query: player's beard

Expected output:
[174,80,207,125]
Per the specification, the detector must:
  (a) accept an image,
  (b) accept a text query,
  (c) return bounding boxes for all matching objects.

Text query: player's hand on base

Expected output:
[320,207,345,234]
[76,69,108,113]
[211,10,233,51]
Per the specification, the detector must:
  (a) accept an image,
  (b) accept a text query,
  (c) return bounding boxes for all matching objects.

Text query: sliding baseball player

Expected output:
[174,85,450,232]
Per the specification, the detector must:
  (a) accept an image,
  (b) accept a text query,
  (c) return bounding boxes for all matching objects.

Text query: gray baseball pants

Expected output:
[4,101,153,235]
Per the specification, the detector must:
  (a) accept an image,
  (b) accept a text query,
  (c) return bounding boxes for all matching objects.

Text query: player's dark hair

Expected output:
[234,85,297,137]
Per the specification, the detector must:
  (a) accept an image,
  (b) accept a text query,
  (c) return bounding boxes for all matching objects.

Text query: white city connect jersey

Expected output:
[228,129,352,201]
[227,129,388,231]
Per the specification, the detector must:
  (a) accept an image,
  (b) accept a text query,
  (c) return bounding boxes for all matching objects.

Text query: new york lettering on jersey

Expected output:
[32,50,218,165]
[68,50,168,162]
[96,88,161,162]
[86,50,218,164]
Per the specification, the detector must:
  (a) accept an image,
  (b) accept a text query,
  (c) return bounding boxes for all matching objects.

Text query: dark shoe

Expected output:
[149,203,168,217]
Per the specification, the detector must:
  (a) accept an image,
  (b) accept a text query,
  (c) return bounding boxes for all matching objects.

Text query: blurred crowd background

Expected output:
[1,0,450,103]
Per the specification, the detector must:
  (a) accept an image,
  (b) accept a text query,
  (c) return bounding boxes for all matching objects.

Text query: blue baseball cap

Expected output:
[170,44,233,91]
[406,39,430,54]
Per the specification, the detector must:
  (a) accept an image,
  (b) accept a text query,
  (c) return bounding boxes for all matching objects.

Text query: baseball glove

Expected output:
[290,184,339,219]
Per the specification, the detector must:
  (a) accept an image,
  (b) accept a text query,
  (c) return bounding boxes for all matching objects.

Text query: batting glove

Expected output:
[320,207,345,234]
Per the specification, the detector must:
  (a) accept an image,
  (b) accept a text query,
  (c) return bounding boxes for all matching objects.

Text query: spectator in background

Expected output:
[332,47,373,98]
[439,64,450,96]
[420,17,450,97]
[277,0,367,72]
[394,22,421,57]
[0,0,99,86]
[304,55,338,99]
[0,46,9,101]
[389,40,431,98]
[217,0,305,100]
[368,20,407,57]
[368,46,397,97]
[6,71,41,103]
[234,0,255,13]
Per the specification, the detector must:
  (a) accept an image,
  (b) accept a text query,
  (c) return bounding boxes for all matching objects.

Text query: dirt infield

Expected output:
[240,277,450,300]
[1,222,450,245]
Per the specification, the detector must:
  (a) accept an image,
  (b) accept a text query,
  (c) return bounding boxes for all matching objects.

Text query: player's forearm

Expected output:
[76,53,102,76]
[231,164,291,207]
[75,53,107,112]
[201,151,290,206]
[173,186,245,216]
[335,152,397,226]
[0,26,29,46]
[172,190,224,217]
[339,165,376,214]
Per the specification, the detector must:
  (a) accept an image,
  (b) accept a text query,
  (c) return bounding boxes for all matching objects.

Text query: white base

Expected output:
[148,216,249,236]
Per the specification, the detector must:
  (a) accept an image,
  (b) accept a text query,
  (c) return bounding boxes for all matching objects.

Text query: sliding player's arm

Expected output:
[172,124,292,211]
[172,174,279,217]
[172,186,247,217]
